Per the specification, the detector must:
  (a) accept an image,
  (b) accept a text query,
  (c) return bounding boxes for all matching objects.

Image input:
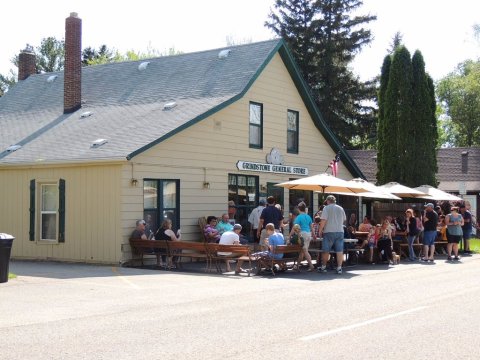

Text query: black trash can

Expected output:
[0,233,15,283]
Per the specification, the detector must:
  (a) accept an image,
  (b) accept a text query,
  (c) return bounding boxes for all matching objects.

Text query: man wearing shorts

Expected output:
[317,195,346,274]
[422,203,438,262]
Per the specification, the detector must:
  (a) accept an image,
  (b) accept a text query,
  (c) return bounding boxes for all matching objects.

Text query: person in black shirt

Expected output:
[257,196,284,250]
[421,203,438,262]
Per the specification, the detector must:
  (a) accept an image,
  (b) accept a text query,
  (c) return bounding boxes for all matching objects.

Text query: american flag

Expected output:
[329,152,341,177]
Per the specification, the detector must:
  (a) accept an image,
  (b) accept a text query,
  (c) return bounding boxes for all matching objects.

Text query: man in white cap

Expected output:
[422,203,438,262]
[317,195,346,274]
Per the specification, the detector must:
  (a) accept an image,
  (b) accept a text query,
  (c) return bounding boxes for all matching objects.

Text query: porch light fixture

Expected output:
[203,167,210,189]
[131,178,138,187]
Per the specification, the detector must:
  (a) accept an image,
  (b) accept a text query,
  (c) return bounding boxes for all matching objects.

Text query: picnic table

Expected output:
[309,238,363,267]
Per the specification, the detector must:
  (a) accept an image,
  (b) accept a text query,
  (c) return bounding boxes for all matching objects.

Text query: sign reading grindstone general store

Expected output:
[236,148,309,176]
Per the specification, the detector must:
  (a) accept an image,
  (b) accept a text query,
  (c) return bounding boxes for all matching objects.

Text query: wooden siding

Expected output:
[0,164,122,263]
[121,53,354,260]
[1,53,354,264]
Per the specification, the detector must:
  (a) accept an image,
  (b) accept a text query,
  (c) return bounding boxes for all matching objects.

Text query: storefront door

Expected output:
[228,174,259,240]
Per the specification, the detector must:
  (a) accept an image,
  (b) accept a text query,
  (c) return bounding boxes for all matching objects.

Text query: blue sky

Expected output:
[1,0,478,81]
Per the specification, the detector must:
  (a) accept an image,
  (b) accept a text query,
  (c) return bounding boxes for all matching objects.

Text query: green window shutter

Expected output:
[58,179,66,243]
[29,179,35,241]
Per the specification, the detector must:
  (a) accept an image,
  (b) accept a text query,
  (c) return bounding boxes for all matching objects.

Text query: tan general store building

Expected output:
[0,14,363,264]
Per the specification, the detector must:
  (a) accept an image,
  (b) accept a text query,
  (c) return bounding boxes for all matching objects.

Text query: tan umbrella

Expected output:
[413,185,463,201]
[275,173,369,194]
[376,182,427,198]
[332,178,402,200]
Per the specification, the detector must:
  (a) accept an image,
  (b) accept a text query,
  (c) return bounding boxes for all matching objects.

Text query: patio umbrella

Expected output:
[331,178,402,200]
[275,173,369,194]
[376,182,427,198]
[413,185,463,201]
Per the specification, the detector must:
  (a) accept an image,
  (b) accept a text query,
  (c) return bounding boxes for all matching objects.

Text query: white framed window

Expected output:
[287,110,299,153]
[30,179,65,243]
[249,102,263,148]
[40,184,58,241]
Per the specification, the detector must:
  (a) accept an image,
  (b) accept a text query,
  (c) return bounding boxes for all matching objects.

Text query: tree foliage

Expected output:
[376,55,391,183]
[0,38,182,96]
[436,60,480,147]
[410,51,437,186]
[387,31,403,54]
[265,0,377,149]
[377,46,437,186]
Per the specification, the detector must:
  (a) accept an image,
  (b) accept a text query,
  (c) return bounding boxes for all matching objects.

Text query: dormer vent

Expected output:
[218,49,231,59]
[163,101,177,111]
[80,111,93,118]
[6,144,22,152]
[91,139,108,148]
[138,61,150,71]
[47,75,58,83]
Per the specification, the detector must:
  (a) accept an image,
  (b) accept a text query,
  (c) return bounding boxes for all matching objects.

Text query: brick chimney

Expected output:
[18,45,36,81]
[64,12,82,114]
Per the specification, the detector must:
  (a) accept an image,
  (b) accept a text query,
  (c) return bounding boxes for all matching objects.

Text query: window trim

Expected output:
[39,183,58,242]
[249,101,263,149]
[29,179,65,243]
[287,109,299,154]
[143,179,181,232]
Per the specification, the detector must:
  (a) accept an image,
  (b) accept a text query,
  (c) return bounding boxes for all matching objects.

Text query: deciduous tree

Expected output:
[437,60,480,147]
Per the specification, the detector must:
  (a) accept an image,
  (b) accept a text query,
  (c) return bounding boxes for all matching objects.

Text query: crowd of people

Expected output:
[131,197,477,274]
[352,202,477,264]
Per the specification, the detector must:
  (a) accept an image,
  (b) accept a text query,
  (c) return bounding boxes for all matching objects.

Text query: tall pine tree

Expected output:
[376,55,391,184]
[266,0,377,148]
[382,46,413,183]
[377,47,438,186]
[411,51,437,186]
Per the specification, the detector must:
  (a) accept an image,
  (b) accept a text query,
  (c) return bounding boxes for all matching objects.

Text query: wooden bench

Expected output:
[168,241,209,271]
[434,241,448,255]
[255,244,302,276]
[394,241,448,259]
[205,243,253,275]
[394,241,423,259]
[129,239,168,266]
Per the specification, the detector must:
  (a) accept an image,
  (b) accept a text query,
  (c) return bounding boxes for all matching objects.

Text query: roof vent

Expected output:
[91,139,108,148]
[163,101,177,111]
[218,49,231,59]
[6,144,22,152]
[47,75,58,83]
[138,61,150,71]
[80,111,93,118]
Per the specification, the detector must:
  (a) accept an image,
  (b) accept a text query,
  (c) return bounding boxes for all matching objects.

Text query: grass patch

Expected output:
[469,238,480,252]
[8,273,16,280]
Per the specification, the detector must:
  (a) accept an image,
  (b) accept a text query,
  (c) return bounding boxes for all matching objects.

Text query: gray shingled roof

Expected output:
[0,40,281,164]
[348,148,480,191]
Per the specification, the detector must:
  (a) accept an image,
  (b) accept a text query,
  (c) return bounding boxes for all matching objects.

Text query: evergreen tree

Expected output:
[377,46,438,186]
[426,74,438,184]
[376,55,391,184]
[411,51,437,186]
[266,0,377,148]
[387,32,403,54]
[382,46,413,183]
